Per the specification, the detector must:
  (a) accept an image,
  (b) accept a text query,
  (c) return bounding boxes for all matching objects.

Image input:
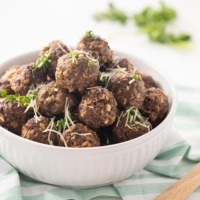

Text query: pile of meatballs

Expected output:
[0,31,169,148]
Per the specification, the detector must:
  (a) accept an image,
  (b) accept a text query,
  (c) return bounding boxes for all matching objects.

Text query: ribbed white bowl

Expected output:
[0,50,177,188]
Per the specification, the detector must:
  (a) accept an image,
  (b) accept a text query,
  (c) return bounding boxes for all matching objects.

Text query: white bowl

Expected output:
[0,50,177,188]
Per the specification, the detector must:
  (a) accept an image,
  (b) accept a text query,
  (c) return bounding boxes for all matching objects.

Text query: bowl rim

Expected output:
[0,50,178,154]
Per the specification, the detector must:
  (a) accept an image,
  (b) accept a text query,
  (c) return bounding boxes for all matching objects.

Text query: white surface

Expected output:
[0,0,200,87]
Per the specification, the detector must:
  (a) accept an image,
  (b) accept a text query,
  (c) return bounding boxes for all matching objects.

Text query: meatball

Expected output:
[1,65,20,81]
[59,123,100,147]
[0,99,32,135]
[10,63,47,95]
[112,108,152,142]
[78,87,118,129]
[140,87,169,127]
[36,81,77,117]
[107,72,146,109]
[77,31,113,66]
[21,116,57,145]
[137,71,156,89]
[112,56,134,72]
[55,50,100,93]
[40,40,69,79]
[0,79,14,94]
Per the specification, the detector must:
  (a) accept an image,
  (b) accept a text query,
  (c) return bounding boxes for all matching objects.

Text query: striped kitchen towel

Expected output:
[0,85,200,200]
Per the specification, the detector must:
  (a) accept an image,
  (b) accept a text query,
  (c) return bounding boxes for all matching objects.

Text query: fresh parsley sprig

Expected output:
[97,72,110,87]
[69,51,79,65]
[0,89,36,106]
[34,51,51,71]
[85,30,96,39]
[133,3,191,44]
[87,57,99,67]
[55,114,73,133]
[93,2,128,25]
[134,3,176,27]
[93,2,191,47]
[124,106,149,130]
[55,98,74,132]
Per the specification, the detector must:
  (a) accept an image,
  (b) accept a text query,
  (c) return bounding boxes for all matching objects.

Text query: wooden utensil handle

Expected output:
[155,162,200,200]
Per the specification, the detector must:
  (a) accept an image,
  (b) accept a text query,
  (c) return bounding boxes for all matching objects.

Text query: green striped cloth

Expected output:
[0,85,200,200]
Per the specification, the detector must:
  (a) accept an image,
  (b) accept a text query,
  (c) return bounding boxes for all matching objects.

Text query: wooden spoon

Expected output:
[155,162,200,200]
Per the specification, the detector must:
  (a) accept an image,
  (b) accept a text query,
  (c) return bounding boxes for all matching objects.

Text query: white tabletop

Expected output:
[0,0,200,87]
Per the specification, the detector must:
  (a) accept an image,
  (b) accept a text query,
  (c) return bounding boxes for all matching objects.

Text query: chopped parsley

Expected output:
[0,89,36,107]
[87,57,99,67]
[85,30,96,39]
[69,51,79,65]
[93,2,191,47]
[34,51,51,71]
[133,3,191,44]
[93,2,128,25]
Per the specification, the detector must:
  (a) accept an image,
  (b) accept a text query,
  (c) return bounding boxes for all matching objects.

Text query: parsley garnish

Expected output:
[87,57,99,67]
[0,89,36,106]
[55,98,74,132]
[97,72,110,87]
[93,3,128,25]
[133,3,191,44]
[85,30,96,39]
[55,114,73,132]
[93,2,191,47]
[132,75,138,81]
[34,51,51,71]
[69,51,79,65]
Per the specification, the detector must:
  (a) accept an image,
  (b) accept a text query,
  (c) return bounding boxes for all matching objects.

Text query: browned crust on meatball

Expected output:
[40,40,69,79]
[140,87,169,127]
[112,114,152,142]
[78,87,118,129]
[55,51,100,93]
[0,79,14,94]
[10,63,47,95]
[108,72,146,109]
[77,34,113,66]
[59,123,100,147]
[137,71,156,89]
[36,81,77,117]
[0,99,32,135]
[21,116,57,145]
[112,56,134,72]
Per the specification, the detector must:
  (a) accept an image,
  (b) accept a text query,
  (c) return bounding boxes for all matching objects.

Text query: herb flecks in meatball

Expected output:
[10,63,47,95]
[59,123,100,147]
[21,116,57,145]
[112,107,152,142]
[36,81,77,117]
[40,40,69,79]
[140,87,169,127]
[0,99,32,135]
[77,31,113,66]
[108,72,146,109]
[78,87,118,129]
[55,50,100,93]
